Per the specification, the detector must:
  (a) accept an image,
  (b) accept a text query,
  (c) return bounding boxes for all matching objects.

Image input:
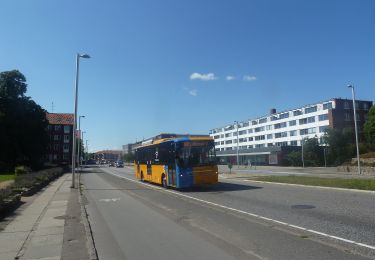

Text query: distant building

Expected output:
[209,98,373,165]
[122,144,133,155]
[94,150,123,161]
[46,113,74,164]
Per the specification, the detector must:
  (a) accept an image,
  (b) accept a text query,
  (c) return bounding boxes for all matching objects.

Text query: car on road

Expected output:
[108,161,115,167]
[115,160,124,168]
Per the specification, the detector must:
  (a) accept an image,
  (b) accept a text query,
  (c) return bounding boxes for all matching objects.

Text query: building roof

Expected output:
[46,113,74,125]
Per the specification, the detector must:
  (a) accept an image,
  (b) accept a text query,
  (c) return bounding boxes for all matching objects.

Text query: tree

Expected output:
[364,106,375,149]
[286,150,302,166]
[0,70,48,170]
[303,137,324,166]
[123,152,135,163]
[323,128,355,165]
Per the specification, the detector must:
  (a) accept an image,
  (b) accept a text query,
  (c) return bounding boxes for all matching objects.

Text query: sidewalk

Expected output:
[0,173,92,260]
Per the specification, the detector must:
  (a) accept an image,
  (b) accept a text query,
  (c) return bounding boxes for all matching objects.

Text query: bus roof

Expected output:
[136,135,213,149]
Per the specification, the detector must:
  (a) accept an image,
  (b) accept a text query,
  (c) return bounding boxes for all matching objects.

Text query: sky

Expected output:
[1,0,375,151]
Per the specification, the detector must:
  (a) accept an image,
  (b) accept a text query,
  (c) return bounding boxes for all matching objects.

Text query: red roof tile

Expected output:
[46,113,74,125]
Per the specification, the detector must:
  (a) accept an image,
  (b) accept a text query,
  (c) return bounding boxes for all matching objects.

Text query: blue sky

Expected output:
[1,0,375,151]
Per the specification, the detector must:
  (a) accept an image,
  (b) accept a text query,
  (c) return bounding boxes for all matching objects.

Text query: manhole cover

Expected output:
[291,204,315,210]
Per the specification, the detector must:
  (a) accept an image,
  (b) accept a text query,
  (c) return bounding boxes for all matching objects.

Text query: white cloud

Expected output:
[243,75,257,81]
[226,76,236,81]
[190,72,217,81]
[188,89,197,96]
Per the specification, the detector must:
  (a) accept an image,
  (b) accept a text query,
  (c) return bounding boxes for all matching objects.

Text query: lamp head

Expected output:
[79,54,91,59]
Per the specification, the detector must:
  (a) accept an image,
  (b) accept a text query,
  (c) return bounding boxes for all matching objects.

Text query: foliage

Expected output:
[364,106,375,149]
[322,128,355,166]
[302,137,324,166]
[0,174,15,182]
[286,151,302,166]
[0,70,49,169]
[253,176,375,191]
[123,152,135,163]
[14,165,31,175]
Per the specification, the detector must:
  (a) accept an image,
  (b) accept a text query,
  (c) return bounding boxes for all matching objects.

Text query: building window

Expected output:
[345,113,351,121]
[248,137,254,141]
[307,127,316,134]
[363,103,369,110]
[243,122,249,127]
[267,134,273,139]
[344,102,350,109]
[276,142,288,147]
[275,132,287,138]
[318,114,328,121]
[64,135,70,143]
[54,125,61,131]
[220,134,224,138]
[290,130,297,136]
[307,116,315,123]
[305,106,317,114]
[319,126,329,133]
[225,140,232,144]
[63,144,69,152]
[47,125,52,131]
[239,130,247,135]
[225,133,232,138]
[53,144,59,151]
[323,102,332,110]
[214,135,220,139]
[63,125,70,133]
[252,120,258,125]
[300,129,308,135]
[255,144,265,148]
[248,129,253,134]
[290,141,298,146]
[289,120,297,126]
[270,115,278,121]
[226,147,233,151]
[293,110,302,116]
[221,141,224,145]
[54,135,60,141]
[274,122,287,129]
[356,113,360,121]
[259,118,267,124]
[233,132,237,136]
[248,145,253,149]
[255,126,265,132]
[267,143,274,147]
[265,125,272,131]
[254,135,265,141]
[279,112,289,119]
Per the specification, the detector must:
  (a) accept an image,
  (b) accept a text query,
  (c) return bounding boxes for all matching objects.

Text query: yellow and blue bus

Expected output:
[134,135,218,189]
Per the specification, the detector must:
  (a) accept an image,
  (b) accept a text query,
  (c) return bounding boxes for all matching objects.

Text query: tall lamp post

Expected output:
[72,53,90,189]
[348,85,361,174]
[77,115,85,169]
[234,121,240,168]
[80,130,86,168]
[301,137,305,168]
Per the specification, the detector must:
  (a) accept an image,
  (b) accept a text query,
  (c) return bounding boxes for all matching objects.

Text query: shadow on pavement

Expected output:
[181,181,262,193]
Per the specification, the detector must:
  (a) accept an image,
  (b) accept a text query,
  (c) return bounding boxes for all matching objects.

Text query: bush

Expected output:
[0,188,12,203]
[14,165,31,175]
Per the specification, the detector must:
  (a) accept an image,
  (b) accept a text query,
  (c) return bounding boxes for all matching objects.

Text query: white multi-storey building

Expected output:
[209,98,372,165]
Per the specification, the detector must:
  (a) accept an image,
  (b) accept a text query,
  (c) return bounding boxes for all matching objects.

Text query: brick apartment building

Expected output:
[46,113,74,164]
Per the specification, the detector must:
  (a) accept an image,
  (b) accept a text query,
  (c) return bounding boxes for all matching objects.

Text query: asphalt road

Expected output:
[81,166,375,259]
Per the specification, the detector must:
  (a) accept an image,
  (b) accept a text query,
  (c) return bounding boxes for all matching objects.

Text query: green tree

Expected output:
[303,137,324,166]
[323,128,355,165]
[364,106,375,149]
[0,70,48,170]
[123,152,135,163]
[286,150,302,166]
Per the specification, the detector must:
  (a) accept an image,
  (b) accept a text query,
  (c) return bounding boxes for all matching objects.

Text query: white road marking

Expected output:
[99,198,121,202]
[100,167,375,251]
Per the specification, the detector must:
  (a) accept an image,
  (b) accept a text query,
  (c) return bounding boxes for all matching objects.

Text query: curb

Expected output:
[79,173,99,260]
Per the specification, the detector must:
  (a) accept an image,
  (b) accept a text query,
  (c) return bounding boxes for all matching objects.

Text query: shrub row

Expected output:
[0,167,67,216]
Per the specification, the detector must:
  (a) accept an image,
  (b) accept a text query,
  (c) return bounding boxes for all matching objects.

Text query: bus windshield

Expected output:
[176,141,216,168]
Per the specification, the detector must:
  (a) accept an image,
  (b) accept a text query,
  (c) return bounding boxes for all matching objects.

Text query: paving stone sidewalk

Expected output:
[0,174,82,260]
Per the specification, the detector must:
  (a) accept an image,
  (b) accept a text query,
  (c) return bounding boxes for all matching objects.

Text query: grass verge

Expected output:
[251,176,375,191]
[0,174,15,183]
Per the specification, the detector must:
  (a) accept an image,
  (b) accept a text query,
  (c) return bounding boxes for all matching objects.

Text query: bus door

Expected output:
[147,160,152,176]
[167,163,176,186]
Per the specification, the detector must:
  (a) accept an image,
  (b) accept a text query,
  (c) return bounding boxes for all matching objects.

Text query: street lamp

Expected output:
[234,121,239,168]
[77,115,85,169]
[301,137,305,168]
[80,130,86,168]
[348,85,361,174]
[72,53,90,189]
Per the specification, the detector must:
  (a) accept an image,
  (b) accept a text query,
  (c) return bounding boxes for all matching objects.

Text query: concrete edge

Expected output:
[78,173,99,260]
[220,177,375,194]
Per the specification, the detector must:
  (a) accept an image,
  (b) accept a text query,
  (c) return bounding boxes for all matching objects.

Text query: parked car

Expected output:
[115,160,124,168]
[109,161,115,167]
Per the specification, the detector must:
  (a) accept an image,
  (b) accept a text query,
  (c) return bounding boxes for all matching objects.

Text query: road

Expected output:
[81,166,375,259]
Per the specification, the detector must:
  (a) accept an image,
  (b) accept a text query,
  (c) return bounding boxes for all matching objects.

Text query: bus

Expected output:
[134,135,218,189]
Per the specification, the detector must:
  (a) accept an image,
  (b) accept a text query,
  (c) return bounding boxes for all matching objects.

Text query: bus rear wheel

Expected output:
[162,174,168,188]
[140,172,144,182]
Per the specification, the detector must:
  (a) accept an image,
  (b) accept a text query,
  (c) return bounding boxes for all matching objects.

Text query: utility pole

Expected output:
[234,121,240,168]
[301,138,305,168]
